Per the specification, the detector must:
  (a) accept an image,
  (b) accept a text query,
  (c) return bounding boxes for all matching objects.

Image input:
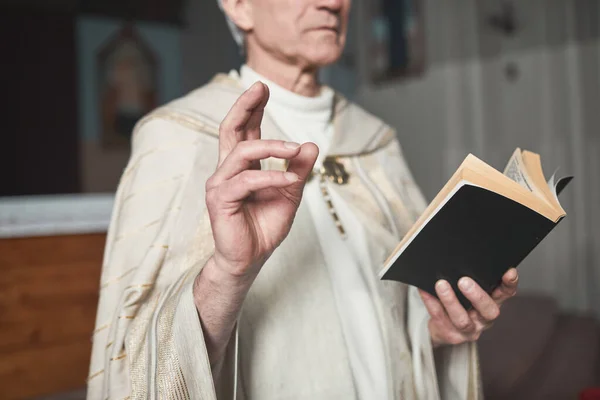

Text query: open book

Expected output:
[379,148,573,309]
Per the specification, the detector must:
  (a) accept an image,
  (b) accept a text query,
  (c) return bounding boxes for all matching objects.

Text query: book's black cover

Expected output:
[381,184,559,309]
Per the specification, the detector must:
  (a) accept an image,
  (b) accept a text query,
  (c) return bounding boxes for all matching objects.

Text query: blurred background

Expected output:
[0,0,598,399]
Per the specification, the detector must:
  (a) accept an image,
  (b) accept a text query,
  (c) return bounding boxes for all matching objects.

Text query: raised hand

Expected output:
[194,82,318,370]
[205,81,319,280]
[420,268,519,347]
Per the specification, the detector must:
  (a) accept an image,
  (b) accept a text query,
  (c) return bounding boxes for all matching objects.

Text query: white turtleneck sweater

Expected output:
[233,65,389,400]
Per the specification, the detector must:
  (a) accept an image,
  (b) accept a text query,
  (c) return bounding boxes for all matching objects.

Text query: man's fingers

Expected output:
[209,170,298,205]
[458,277,500,322]
[435,280,476,333]
[492,268,518,304]
[210,140,302,184]
[218,82,270,165]
[281,142,319,198]
[286,142,319,181]
[245,84,269,141]
[501,268,519,290]
[419,289,448,322]
[420,289,467,347]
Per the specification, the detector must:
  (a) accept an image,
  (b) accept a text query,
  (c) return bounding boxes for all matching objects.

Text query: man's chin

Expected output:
[306,45,344,68]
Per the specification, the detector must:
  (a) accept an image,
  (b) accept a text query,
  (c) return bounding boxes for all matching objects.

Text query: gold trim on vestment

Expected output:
[121,174,186,204]
[318,172,347,238]
[93,324,110,334]
[134,111,219,138]
[100,266,139,289]
[114,219,161,242]
[149,244,170,249]
[87,369,104,382]
[124,283,153,290]
[120,139,202,183]
[110,353,127,361]
[320,157,350,185]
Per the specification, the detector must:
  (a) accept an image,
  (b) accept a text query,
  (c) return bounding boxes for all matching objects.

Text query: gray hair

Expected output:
[217,0,245,48]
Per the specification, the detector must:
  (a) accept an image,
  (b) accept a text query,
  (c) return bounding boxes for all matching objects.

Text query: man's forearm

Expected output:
[193,256,254,373]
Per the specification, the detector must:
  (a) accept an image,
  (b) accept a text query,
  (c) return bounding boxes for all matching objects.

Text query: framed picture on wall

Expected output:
[77,16,182,192]
[97,24,158,148]
[365,0,426,83]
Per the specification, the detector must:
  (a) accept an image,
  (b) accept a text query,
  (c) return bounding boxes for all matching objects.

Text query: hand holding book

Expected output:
[421,268,518,347]
[380,148,572,308]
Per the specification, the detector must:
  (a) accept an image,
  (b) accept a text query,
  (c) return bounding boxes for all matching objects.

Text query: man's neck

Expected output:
[246,45,321,97]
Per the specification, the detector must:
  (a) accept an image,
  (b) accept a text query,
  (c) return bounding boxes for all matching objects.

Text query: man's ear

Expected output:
[221,0,254,32]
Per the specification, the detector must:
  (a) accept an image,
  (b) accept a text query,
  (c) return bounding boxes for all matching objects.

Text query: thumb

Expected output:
[284,142,319,199]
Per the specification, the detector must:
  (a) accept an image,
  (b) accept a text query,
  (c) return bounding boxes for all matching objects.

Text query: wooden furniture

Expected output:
[0,234,105,399]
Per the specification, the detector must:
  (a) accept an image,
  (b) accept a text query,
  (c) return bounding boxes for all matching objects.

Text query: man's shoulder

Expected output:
[334,94,398,155]
[133,74,241,142]
[167,73,244,127]
[340,96,391,129]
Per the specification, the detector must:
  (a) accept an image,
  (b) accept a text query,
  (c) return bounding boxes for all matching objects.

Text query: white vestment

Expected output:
[237,64,388,399]
[87,72,482,400]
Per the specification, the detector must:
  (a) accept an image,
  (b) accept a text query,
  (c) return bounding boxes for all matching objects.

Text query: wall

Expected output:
[180,0,240,93]
[356,0,600,316]
[357,0,483,200]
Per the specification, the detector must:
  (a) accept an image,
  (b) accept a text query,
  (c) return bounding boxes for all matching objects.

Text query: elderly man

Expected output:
[87,0,518,399]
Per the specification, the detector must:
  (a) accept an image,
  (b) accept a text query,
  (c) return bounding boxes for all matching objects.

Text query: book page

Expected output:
[521,151,561,209]
[547,169,560,203]
[503,148,536,193]
[548,170,574,203]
